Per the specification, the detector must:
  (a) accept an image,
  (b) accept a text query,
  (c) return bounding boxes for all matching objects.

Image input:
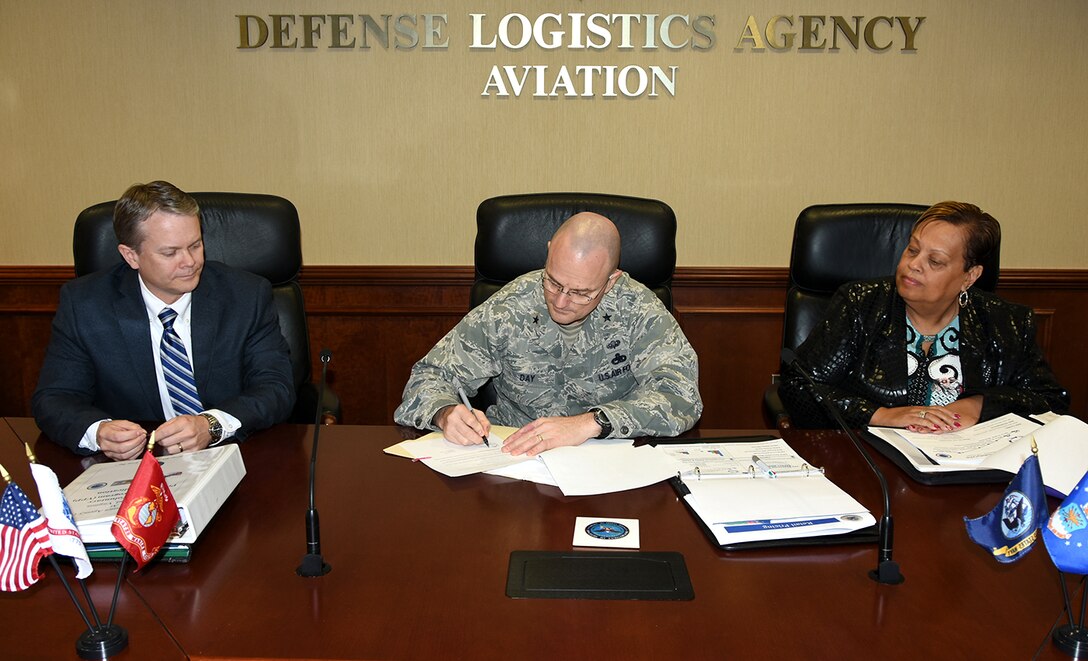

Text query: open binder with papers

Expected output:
[865,413,1088,493]
[660,437,877,550]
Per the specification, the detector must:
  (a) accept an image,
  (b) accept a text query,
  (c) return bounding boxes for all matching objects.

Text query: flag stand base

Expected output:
[1053,625,1088,658]
[76,624,128,660]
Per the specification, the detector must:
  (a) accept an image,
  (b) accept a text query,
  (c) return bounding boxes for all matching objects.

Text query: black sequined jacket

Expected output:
[780,278,1070,429]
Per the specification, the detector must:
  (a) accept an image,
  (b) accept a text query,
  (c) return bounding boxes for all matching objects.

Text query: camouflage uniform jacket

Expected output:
[394,270,702,437]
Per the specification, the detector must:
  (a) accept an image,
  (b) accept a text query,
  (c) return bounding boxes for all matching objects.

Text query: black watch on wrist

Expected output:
[589,407,612,439]
[201,413,223,444]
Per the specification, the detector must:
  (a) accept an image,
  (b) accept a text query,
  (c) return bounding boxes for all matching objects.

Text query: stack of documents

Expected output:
[661,439,875,548]
[532,440,681,496]
[383,426,526,477]
[385,430,682,496]
[867,413,1088,496]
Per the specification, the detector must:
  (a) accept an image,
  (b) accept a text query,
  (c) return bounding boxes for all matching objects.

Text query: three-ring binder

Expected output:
[682,463,826,481]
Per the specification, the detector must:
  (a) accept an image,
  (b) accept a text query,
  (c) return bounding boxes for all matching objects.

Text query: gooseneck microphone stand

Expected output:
[297,349,332,577]
[782,349,904,585]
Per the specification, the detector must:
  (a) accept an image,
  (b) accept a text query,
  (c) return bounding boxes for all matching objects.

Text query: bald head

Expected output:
[549,212,621,271]
[542,212,623,325]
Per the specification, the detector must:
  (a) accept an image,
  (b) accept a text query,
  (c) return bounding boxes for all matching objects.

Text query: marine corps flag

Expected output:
[110,452,179,570]
[964,454,1047,563]
[1043,470,1088,575]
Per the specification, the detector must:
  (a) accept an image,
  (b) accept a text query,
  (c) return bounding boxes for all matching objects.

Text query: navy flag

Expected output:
[1043,469,1088,575]
[964,454,1047,563]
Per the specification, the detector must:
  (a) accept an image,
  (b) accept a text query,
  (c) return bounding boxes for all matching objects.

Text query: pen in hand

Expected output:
[455,381,490,447]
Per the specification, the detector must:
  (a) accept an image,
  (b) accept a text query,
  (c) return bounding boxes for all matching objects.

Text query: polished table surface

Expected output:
[1,418,186,660]
[1,417,1075,660]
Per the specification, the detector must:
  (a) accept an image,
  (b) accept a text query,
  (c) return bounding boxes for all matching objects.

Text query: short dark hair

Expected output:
[113,181,200,249]
[914,201,1001,271]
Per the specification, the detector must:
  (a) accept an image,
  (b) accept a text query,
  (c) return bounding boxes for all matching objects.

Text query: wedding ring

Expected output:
[537,434,544,444]
[919,410,927,419]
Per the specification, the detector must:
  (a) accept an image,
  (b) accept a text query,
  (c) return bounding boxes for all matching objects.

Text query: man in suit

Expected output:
[32,181,295,460]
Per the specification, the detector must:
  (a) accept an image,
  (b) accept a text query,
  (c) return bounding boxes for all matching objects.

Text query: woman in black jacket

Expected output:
[780,201,1069,432]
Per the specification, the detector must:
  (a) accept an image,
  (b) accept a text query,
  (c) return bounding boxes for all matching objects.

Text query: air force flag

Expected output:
[965,454,1047,563]
[1043,470,1088,574]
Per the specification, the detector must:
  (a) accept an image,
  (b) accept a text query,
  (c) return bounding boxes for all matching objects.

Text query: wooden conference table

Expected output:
[1,417,1075,660]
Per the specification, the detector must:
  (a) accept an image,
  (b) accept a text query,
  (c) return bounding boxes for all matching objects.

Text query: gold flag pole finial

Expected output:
[24,443,37,464]
[0,462,11,485]
[146,430,156,453]
[1031,435,1039,456]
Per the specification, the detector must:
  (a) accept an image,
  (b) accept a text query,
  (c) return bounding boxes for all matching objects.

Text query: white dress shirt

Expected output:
[78,274,241,451]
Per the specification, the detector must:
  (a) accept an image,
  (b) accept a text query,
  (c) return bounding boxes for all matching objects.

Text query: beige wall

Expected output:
[1,1,1086,267]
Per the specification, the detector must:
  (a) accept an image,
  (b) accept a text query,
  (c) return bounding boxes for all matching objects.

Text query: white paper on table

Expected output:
[980,416,1088,496]
[865,427,969,474]
[486,456,558,486]
[869,414,1088,495]
[892,413,1041,466]
[540,439,683,496]
[397,433,530,477]
[684,475,869,523]
[1032,411,1063,424]
[384,426,517,460]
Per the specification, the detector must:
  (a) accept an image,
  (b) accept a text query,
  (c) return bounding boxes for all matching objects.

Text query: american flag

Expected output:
[0,482,54,591]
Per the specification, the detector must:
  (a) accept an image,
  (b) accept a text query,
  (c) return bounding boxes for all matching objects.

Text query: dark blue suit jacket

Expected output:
[32,261,296,453]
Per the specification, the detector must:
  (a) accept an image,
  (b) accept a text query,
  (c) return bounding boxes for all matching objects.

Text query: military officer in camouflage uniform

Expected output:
[394,211,702,456]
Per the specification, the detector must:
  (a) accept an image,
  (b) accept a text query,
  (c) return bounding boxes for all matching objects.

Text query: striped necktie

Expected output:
[158,307,203,416]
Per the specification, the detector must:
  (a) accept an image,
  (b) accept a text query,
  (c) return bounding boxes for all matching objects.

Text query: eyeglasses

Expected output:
[541,270,616,305]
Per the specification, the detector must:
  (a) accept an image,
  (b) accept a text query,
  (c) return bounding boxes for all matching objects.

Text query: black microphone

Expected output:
[781,348,904,585]
[297,349,332,577]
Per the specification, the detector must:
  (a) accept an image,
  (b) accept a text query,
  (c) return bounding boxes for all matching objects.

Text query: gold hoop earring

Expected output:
[958,289,969,308]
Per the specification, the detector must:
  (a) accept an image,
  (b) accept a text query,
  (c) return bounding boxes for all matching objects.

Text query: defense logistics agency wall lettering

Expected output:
[235,12,926,98]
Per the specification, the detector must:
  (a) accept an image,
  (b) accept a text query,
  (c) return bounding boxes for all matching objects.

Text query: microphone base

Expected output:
[297,554,331,578]
[1053,624,1088,657]
[76,624,128,659]
[868,560,905,585]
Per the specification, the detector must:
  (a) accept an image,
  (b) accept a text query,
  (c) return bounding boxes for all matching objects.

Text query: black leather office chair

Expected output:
[473,193,677,310]
[764,203,1001,427]
[73,192,341,424]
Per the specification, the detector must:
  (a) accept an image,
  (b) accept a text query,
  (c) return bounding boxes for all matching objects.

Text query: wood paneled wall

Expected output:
[2,266,1086,429]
